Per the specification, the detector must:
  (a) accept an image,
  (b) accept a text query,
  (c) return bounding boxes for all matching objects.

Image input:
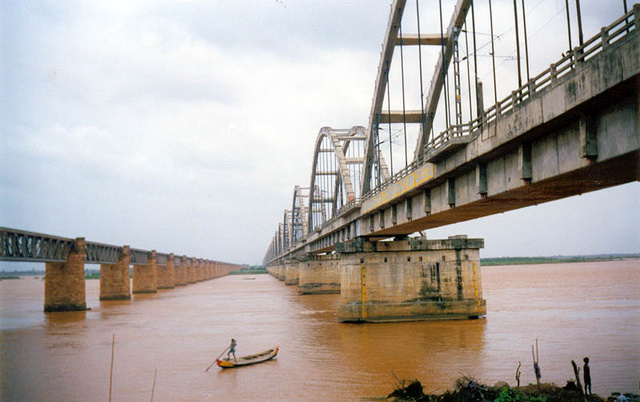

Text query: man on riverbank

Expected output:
[583,357,591,395]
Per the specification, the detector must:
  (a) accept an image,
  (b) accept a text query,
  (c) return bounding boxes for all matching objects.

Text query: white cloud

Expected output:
[1,0,638,266]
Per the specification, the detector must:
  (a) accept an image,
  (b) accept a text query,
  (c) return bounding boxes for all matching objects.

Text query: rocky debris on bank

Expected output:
[387,377,639,402]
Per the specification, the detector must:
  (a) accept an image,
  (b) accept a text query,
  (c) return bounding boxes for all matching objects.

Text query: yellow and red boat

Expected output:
[216,346,279,368]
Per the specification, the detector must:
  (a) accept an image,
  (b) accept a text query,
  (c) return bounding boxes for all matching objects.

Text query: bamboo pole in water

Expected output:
[109,334,115,402]
[151,368,157,402]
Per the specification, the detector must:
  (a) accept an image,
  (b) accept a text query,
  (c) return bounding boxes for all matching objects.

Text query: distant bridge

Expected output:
[264,1,639,322]
[0,227,240,311]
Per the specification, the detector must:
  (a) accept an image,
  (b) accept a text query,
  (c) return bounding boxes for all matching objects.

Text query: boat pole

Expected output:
[205,346,230,372]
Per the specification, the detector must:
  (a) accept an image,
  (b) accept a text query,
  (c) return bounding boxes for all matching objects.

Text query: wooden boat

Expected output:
[216,346,279,368]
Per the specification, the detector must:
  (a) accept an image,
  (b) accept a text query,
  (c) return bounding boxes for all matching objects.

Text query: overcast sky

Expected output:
[1,0,638,268]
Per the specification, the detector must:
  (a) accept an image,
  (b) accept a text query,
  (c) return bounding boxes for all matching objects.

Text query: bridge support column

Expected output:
[133,250,158,294]
[298,254,341,294]
[195,259,204,282]
[277,264,285,281]
[206,260,213,280]
[44,237,87,312]
[284,260,299,286]
[157,253,175,289]
[337,236,486,323]
[187,258,197,284]
[100,245,131,300]
[175,256,187,286]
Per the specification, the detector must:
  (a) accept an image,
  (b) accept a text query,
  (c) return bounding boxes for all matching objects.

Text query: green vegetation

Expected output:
[0,269,45,277]
[388,377,606,401]
[0,276,21,280]
[495,386,547,402]
[481,254,640,266]
[228,265,268,275]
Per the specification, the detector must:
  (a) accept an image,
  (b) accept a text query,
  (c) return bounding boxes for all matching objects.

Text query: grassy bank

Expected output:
[228,269,268,275]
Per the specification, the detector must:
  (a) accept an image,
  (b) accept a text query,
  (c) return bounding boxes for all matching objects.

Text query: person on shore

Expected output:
[583,357,591,395]
[227,338,237,361]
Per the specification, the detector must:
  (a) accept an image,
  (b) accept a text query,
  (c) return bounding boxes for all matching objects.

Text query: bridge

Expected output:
[0,227,240,311]
[264,1,640,322]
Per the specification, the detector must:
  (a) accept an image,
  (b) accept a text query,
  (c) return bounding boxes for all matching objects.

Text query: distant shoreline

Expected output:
[481,254,640,266]
[1,256,638,277]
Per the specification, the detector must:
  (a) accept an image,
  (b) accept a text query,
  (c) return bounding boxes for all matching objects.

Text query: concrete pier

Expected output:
[175,256,187,286]
[44,238,87,312]
[132,250,158,294]
[284,260,299,286]
[187,258,197,284]
[157,253,175,289]
[196,259,202,281]
[298,254,341,294]
[100,245,131,300]
[205,260,212,280]
[337,236,486,323]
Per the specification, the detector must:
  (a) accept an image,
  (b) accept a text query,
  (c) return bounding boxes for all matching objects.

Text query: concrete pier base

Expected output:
[44,238,87,312]
[157,253,175,289]
[337,236,486,323]
[100,245,131,300]
[133,250,158,294]
[276,265,285,281]
[284,261,299,286]
[298,254,341,294]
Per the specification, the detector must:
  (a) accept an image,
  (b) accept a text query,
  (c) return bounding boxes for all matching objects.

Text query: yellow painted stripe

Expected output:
[361,163,435,214]
[360,265,367,319]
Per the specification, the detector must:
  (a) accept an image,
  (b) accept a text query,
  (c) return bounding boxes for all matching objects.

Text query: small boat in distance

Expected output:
[216,346,279,368]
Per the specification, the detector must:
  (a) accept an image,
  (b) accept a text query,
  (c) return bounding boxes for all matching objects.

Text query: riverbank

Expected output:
[387,377,639,401]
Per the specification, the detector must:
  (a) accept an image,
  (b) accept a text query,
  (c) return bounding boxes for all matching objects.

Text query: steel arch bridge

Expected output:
[265,0,640,264]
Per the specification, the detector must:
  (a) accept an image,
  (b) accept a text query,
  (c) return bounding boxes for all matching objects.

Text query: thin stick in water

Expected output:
[109,334,115,402]
[151,368,157,402]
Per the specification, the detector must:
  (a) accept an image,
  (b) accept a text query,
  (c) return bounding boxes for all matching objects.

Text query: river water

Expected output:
[1,260,638,401]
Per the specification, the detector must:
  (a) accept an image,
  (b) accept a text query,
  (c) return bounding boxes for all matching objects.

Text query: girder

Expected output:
[308,126,368,231]
[0,227,193,266]
[396,33,448,46]
[413,0,472,159]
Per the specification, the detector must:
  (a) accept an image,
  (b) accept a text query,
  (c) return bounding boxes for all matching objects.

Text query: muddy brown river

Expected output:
[1,260,638,400]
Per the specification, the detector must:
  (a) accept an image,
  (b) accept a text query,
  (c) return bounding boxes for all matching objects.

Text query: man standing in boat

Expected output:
[227,338,237,361]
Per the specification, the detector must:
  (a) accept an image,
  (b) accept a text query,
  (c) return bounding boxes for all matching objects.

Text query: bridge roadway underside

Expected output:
[358,32,640,240]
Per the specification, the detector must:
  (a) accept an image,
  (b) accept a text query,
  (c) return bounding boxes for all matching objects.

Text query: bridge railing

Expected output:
[427,7,639,153]
[361,7,637,205]
[84,242,124,264]
[0,227,76,263]
[0,226,221,267]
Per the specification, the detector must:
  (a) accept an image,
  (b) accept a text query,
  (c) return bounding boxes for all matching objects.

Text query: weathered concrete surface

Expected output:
[44,238,87,312]
[337,237,486,323]
[100,245,131,300]
[133,251,158,294]
[298,254,341,295]
[284,261,299,286]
